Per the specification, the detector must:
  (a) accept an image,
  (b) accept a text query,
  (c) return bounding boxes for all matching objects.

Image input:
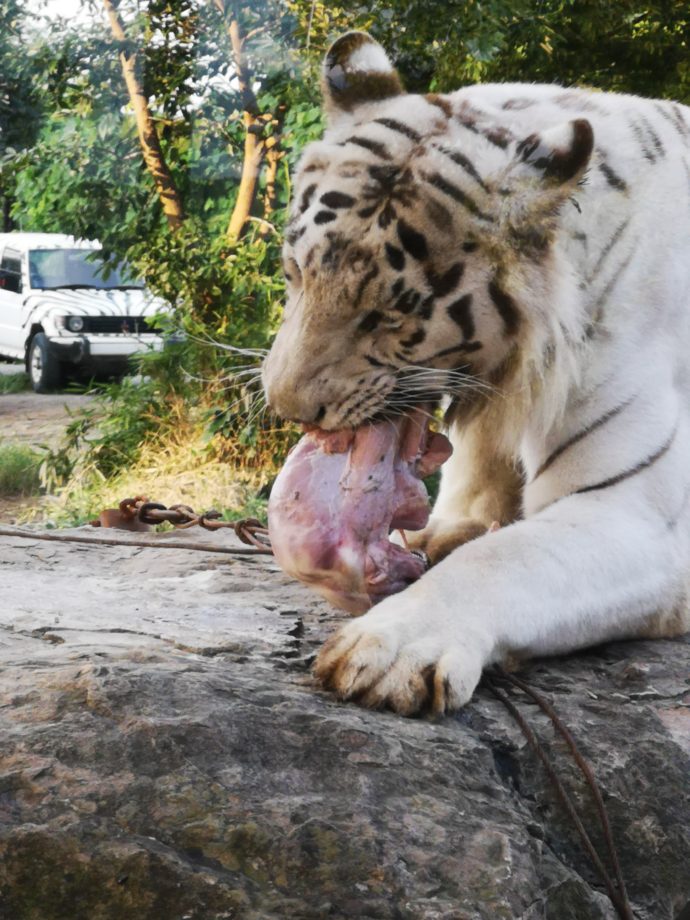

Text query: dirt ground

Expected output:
[0,387,94,451]
[0,362,95,522]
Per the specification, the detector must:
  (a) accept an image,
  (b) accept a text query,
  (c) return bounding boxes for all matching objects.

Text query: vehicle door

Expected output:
[0,247,27,356]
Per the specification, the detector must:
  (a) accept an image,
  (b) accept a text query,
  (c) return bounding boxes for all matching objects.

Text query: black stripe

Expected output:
[455,115,479,135]
[320,191,355,209]
[446,294,475,340]
[425,198,453,230]
[588,219,630,283]
[640,115,665,157]
[424,172,491,220]
[426,262,464,298]
[598,161,627,192]
[314,210,336,224]
[285,224,306,245]
[342,389,378,422]
[397,220,429,260]
[574,426,676,495]
[374,118,422,142]
[516,134,540,161]
[419,295,435,320]
[384,243,405,271]
[672,104,690,137]
[368,164,400,187]
[393,289,421,313]
[488,279,521,335]
[400,329,426,348]
[432,341,483,360]
[345,136,392,160]
[482,127,511,149]
[410,341,483,364]
[630,120,656,163]
[533,397,633,481]
[436,146,489,192]
[299,183,317,212]
[353,265,379,308]
[502,97,535,110]
[654,102,689,140]
[358,310,383,333]
[591,250,635,320]
[425,93,453,117]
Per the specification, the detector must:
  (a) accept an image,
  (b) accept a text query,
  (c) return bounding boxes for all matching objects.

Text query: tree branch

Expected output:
[102,0,185,231]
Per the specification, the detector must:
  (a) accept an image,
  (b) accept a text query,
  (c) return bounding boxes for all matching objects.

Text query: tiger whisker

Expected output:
[180,365,264,386]
[184,331,269,358]
[395,366,496,395]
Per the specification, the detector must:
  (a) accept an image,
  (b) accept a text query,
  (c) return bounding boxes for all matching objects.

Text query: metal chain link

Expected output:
[91,495,272,551]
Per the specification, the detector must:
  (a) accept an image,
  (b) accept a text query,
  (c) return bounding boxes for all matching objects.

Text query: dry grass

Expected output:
[21,429,272,527]
[0,443,42,496]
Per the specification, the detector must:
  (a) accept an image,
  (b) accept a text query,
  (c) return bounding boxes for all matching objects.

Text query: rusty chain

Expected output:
[91,495,272,552]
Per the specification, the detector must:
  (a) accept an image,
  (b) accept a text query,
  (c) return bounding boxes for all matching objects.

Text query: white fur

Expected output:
[346,44,394,74]
[310,82,690,711]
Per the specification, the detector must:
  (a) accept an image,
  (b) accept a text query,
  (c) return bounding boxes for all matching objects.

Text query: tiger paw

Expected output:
[405,517,492,566]
[313,595,485,716]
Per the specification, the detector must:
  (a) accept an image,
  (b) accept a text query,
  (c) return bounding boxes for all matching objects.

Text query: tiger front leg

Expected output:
[315,478,689,715]
[407,416,522,565]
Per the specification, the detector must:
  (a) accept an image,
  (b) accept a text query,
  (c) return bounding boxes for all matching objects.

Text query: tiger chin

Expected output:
[262,30,690,716]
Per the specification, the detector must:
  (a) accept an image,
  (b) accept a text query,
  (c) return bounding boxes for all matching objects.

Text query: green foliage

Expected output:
[6,0,690,520]
[39,345,195,495]
[0,371,29,394]
[288,0,690,102]
[0,443,42,496]
[221,495,269,526]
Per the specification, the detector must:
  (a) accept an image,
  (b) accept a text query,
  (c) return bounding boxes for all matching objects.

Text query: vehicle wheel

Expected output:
[28,333,64,393]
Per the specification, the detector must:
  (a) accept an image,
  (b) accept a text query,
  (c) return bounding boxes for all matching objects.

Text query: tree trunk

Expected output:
[218,7,275,242]
[261,140,279,232]
[102,0,185,232]
[227,112,265,241]
[260,120,284,237]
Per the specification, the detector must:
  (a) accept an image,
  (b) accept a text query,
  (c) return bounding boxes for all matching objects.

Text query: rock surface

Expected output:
[0,526,689,920]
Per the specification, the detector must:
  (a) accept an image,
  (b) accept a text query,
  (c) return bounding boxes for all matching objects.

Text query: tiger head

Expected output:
[262,32,593,430]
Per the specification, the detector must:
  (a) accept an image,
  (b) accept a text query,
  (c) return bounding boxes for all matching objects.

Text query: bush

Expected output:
[0,371,29,394]
[0,443,42,496]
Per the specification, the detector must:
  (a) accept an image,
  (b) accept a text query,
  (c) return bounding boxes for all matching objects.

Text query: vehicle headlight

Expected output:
[66,315,85,332]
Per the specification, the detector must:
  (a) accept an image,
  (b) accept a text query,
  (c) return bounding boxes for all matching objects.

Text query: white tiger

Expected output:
[262,31,690,714]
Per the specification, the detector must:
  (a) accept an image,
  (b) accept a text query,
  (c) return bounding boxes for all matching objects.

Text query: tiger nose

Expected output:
[282,405,328,426]
[262,324,333,424]
[262,367,328,424]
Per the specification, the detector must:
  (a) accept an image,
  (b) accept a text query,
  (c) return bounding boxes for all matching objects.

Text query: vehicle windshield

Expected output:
[28,249,143,290]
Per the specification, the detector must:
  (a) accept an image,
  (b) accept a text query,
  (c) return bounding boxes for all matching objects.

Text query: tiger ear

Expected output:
[515,118,594,187]
[322,32,404,124]
[500,120,593,253]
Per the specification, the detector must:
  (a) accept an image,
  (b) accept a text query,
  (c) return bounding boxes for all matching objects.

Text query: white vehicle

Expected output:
[0,233,172,392]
